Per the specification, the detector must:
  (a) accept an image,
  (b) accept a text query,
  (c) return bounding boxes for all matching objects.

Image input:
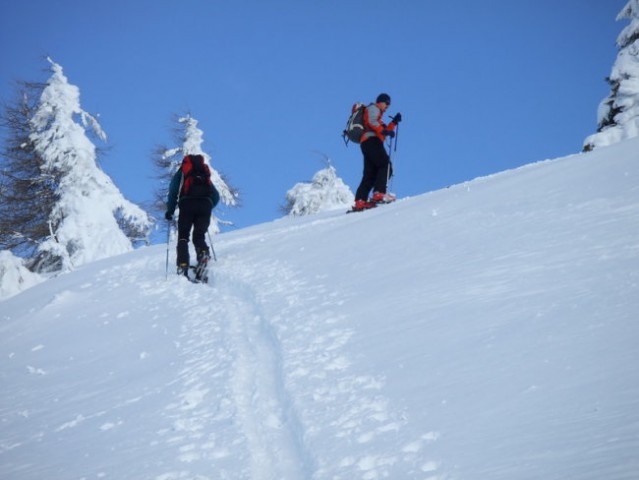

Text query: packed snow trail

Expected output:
[192,272,312,479]
[1,246,437,480]
[182,252,438,480]
[128,255,315,480]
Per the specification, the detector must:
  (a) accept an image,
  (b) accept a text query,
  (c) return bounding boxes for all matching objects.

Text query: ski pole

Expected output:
[165,220,171,280]
[207,230,217,262]
[386,136,392,185]
[387,114,400,153]
[386,133,394,189]
[386,122,399,191]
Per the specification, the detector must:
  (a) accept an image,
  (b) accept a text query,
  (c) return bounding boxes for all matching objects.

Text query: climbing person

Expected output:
[165,154,220,280]
[352,93,402,211]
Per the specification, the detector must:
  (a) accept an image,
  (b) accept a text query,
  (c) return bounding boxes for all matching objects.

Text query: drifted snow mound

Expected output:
[0,251,43,301]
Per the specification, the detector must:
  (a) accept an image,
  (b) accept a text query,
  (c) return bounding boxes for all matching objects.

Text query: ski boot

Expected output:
[177,263,189,278]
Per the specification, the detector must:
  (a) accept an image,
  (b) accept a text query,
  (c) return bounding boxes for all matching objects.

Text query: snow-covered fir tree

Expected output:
[283,163,354,217]
[0,79,53,257]
[584,0,639,150]
[154,114,238,233]
[26,58,151,273]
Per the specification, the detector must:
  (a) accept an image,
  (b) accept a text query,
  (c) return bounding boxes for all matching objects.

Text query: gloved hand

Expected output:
[165,211,173,221]
[382,130,395,138]
[391,113,402,124]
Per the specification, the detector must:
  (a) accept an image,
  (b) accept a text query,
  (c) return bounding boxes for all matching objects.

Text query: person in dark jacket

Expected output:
[352,93,402,211]
[165,154,220,276]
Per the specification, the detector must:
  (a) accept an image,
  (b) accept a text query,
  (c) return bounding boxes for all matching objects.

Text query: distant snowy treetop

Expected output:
[284,165,354,216]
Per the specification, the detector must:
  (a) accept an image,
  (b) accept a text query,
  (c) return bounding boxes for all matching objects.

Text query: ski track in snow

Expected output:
[157,250,441,480]
[165,272,311,479]
[0,247,441,480]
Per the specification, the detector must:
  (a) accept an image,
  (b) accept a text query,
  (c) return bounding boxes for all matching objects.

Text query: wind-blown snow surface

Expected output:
[2,139,639,480]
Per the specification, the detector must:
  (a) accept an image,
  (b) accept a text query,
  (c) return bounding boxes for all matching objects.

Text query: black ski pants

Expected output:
[176,198,212,266]
[355,137,391,201]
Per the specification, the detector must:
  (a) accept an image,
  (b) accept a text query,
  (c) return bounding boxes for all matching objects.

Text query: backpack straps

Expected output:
[178,155,191,197]
[177,169,185,197]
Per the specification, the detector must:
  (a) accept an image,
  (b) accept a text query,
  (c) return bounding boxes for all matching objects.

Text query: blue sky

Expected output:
[0,0,627,236]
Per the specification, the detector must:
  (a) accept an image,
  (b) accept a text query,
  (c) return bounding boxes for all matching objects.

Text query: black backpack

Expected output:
[180,154,213,198]
[342,102,368,145]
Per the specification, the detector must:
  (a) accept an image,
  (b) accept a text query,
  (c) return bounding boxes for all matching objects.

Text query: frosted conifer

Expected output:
[584,0,639,150]
[28,58,150,272]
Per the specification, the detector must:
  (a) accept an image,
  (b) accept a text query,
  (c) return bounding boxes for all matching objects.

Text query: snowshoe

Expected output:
[193,252,210,284]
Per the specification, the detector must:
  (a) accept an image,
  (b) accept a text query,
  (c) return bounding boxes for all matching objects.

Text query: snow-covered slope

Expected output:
[2,139,639,480]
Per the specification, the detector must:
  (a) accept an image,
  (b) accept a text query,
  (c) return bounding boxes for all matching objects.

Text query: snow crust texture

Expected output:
[2,138,639,479]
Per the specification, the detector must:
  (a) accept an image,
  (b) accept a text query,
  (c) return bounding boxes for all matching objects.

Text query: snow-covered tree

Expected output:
[0,80,54,256]
[584,0,639,150]
[24,58,151,273]
[283,163,354,217]
[153,113,239,233]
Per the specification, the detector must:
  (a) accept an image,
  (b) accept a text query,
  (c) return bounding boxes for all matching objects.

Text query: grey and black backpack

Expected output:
[342,102,368,145]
